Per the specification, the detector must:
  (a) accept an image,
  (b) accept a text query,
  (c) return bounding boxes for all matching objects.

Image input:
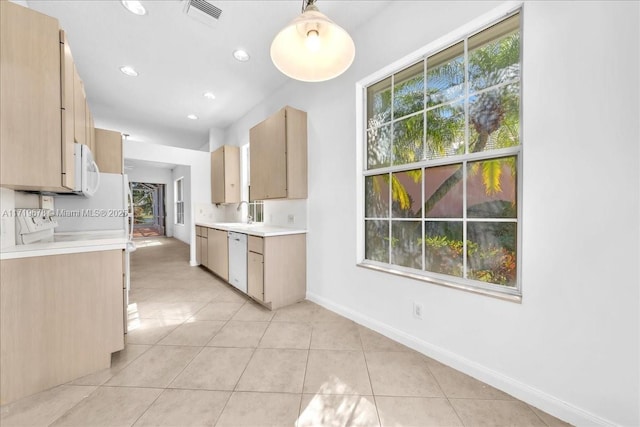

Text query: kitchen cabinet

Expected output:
[73,65,87,147]
[249,106,307,201]
[247,251,264,302]
[0,1,69,192]
[246,234,306,310]
[207,228,228,280]
[211,145,240,204]
[60,30,76,189]
[0,250,124,404]
[85,99,95,153]
[196,226,209,268]
[95,128,123,174]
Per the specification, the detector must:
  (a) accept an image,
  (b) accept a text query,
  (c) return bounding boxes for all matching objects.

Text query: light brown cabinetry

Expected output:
[95,128,123,174]
[211,145,240,204]
[249,106,307,201]
[246,234,306,310]
[196,226,209,268]
[0,250,124,405]
[60,30,76,189]
[207,228,228,280]
[0,1,68,192]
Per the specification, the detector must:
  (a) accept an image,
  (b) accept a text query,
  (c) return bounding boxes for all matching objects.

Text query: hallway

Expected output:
[0,238,569,426]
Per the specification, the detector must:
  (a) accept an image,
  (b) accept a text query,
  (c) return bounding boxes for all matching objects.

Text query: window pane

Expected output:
[391,169,422,218]
[468,16,520,93]
[393,62,424,119]
[367,124,391,169]
[424,164,463,218]
[424,221,463,277]
[467,156,517,218]
[367,77,392,126]
[391,221,422,269]
[426,101,465,159]
[365,174,389,218]
[467,221,517,287]
[393,114,424,165]
[365,220,389,263]
[427,42,464,107]
[468,83,520,153]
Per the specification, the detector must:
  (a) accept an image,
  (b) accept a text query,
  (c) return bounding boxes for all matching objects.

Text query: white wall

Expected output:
[124,141,210,265]
[127,166,175,237]
[223,2,639,425]
[171,165,191,244]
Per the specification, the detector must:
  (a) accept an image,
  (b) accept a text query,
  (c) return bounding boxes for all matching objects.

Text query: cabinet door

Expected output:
[207,229,228,280]
[95,128,123,174]
[60,31,75,190]
[249,108,287,200]
[73,66,86,146]
[223,146,240,204]
[211,147,224,203]
[85,103,95,154]
[195,235,201,265]
[0,1,63,191]
[201,229,209,268]
[247,251,264,302]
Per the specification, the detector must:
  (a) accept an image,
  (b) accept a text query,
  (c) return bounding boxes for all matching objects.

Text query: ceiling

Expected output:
[26,0,392,151]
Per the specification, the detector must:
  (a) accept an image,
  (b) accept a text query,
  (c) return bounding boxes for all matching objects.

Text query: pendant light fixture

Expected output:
[270,0,355,82]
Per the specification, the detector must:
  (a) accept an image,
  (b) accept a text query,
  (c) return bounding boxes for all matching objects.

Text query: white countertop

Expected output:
[196,222,307,237]
[0,230,130,260]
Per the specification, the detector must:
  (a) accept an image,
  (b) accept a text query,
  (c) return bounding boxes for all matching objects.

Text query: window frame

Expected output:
[175,177,184,226]
[355,3,524,302]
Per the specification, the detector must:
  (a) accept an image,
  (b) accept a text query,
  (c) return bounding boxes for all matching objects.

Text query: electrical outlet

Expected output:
[287,214,295,224]
[413,302,423,320]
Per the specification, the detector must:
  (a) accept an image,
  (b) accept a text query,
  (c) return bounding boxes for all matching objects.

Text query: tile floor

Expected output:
[0,237,572,427]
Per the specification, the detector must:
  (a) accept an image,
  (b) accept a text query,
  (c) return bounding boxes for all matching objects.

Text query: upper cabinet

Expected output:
[0,2,95,192]
[0,2,66,192]
[249,106,307,201]
[94,128,123,174]
[211,145,240,204]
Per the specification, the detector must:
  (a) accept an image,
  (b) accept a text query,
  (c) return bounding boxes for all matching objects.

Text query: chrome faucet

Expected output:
[236,201,253,224]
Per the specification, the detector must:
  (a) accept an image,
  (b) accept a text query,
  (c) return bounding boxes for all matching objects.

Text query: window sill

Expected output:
[357,261,522,303]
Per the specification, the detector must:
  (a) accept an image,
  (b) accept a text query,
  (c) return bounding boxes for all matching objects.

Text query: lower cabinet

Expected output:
[196,226,209,268]
[208,228,228,281]
[196,225,306,310]
[0,250,124,405]
[247,234,306,310]
[247,251,264,301]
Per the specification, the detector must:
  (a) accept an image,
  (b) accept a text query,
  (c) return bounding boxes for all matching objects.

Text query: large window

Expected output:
[175,177,184,225]
[360,12,521,298]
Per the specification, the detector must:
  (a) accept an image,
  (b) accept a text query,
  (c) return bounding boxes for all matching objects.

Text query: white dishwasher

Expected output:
[228,231,248,293]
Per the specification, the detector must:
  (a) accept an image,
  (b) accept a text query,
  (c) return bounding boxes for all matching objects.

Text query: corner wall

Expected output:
[223,1,639,425]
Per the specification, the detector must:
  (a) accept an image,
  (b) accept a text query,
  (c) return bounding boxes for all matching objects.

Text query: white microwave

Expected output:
[73,143,100,197]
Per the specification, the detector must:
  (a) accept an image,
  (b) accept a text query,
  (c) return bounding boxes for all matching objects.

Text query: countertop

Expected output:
[0,230,130,260]
[196,222,307,237]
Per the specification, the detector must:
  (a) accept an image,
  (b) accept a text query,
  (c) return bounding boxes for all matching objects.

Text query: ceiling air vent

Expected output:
[184,0,222,26]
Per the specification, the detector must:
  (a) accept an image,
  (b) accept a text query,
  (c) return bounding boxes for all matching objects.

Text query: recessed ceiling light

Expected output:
[121,1,147,16]
[187,114,198,120]
[233,49,250,62]
[119,65,138,77]
[203,91,216,100]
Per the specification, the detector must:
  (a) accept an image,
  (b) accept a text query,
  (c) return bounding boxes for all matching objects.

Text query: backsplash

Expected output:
[194,199,307,230]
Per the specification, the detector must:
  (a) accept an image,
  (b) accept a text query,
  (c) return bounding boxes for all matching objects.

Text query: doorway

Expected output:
[131,182,166,238]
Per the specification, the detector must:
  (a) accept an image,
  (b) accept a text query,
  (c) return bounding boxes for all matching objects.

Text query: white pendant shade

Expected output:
[270,5,355,82]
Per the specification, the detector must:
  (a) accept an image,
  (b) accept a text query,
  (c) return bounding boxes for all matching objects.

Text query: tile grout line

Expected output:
[423,358,467,426]
[357,326,384,427]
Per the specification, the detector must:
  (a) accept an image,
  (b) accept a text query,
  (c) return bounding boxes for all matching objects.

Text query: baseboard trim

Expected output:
[306,292,617,427]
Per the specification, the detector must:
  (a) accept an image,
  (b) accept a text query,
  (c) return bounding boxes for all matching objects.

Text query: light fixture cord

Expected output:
[302,0,316,13]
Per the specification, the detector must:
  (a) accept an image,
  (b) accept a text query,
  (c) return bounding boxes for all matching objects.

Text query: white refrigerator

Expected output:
[54,172,135,333]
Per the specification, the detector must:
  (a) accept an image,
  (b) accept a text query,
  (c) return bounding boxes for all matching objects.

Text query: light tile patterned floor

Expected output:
[0,237,572,427]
